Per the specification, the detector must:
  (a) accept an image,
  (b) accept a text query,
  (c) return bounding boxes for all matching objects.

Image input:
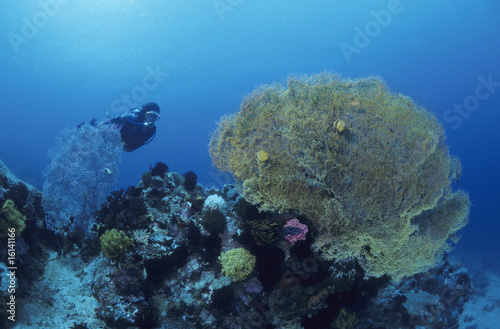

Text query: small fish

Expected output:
[255,150,269,162]
[349,100,360,106]
[270,213,296,223]
[104,168,112,174]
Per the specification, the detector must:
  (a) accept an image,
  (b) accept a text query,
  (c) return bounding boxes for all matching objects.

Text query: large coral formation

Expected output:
[209,73,470,281]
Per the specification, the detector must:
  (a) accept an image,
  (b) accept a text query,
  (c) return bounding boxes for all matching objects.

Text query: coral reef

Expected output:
[0,157,475,329]
[209,73,470,281]
[0,71,476,328]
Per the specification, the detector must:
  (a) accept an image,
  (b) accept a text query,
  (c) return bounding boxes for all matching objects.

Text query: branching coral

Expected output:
[209,73,470,281]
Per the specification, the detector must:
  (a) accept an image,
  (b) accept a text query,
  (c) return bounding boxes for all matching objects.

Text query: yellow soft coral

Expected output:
[0,199,26,236]
[100,229,134,261]
[219,247,256,282]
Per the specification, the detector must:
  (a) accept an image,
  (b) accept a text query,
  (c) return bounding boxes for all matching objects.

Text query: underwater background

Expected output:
[0,0,499,302]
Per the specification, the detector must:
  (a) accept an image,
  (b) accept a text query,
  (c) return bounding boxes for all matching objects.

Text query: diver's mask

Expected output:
[145,111,160,125]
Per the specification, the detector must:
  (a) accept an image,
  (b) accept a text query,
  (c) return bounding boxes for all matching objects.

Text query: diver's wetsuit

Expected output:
[108,109,156,152]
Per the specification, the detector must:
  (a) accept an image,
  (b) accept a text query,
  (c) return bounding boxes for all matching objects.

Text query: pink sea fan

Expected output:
[283,218,308,245]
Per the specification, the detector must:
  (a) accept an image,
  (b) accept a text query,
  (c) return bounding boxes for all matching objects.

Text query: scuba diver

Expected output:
[106,102,160,152]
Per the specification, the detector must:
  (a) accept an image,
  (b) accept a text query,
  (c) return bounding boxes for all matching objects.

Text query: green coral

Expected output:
[209,73,470,281]
[0,199,26,236]
[219,247,256,282]
[100,229,134,261]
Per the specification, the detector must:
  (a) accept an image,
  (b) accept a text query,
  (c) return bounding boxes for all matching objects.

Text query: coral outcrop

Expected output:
[0,157,474,329]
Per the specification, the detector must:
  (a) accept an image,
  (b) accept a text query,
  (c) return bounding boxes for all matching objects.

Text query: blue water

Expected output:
[1,0,499,268]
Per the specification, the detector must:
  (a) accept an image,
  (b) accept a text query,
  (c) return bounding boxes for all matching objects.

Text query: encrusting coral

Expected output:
[209,73,470,281]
